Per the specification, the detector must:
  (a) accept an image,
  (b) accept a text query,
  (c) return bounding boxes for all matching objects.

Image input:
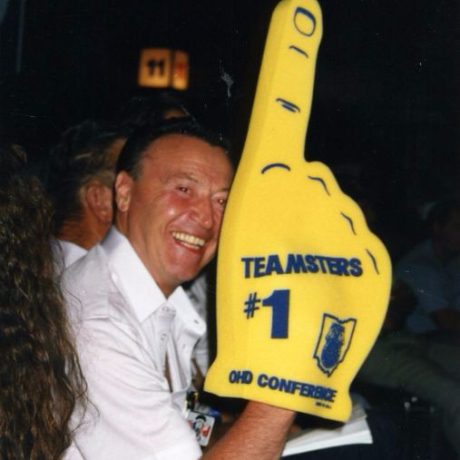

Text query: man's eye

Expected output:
[178,186,189,193]
[216,197,228,208]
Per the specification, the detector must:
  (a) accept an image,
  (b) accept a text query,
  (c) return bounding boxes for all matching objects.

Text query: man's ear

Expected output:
[85,181,114,224]
[114,171,134,213]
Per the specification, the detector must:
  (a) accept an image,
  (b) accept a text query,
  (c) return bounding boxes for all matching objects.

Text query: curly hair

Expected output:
[0,145,86,459]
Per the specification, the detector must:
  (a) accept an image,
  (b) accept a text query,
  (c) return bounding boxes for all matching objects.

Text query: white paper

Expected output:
[282,402,373,457]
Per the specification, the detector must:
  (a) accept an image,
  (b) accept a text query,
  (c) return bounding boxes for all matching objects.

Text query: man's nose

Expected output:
[192,197,214,229]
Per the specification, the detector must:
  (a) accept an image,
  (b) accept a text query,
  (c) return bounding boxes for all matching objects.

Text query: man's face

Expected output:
[115,134,234,296]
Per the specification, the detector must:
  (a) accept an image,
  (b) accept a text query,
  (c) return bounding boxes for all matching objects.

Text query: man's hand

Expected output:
[205,0,391,422]
[203,402,295,460]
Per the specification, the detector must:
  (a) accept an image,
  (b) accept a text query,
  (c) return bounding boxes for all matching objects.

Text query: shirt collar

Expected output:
[55,239,88,268]
[101,227,205,332]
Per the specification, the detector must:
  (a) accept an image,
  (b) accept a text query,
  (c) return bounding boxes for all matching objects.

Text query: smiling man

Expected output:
[63,118,294,460]
[114,130,231,296]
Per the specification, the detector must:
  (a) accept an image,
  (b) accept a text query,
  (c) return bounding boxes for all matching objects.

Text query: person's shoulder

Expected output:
[61,245,111,320]
[63,245,107,286]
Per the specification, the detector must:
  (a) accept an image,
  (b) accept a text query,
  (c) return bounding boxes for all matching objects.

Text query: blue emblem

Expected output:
[314,314,357,376]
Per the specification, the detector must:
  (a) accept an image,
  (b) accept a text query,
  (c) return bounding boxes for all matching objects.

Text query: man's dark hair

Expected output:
[116,116,232,179]
[44,120,121,233]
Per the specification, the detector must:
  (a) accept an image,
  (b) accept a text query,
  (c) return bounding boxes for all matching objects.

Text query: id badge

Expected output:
[186,410,216,447]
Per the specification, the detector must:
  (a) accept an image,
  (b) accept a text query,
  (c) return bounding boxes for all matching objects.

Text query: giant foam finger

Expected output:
[204,0,391,422]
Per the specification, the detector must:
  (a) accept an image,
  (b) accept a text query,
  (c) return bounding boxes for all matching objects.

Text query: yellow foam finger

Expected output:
[204,0,391,422]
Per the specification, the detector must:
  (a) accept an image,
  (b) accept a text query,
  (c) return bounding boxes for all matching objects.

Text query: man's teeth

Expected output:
[172,232,205,247]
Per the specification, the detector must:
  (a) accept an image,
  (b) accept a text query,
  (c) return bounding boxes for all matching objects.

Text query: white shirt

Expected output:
[62,227,205,460]
[52,239,88,273]
[184,271,210,376]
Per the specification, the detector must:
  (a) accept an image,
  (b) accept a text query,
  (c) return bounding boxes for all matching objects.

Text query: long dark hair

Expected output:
[0,145,86,459]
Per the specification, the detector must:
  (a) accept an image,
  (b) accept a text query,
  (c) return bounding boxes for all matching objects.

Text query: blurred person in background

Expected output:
[357,279,460,456]
[44,120,124,271]
[395,198,460,341]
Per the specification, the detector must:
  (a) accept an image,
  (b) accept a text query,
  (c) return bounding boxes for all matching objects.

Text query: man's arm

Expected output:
[203,402,295,460]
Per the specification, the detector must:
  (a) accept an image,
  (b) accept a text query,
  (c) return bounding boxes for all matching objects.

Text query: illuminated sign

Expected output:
[138,48,189,90]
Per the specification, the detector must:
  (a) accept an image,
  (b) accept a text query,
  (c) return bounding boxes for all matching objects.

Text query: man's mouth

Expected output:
[172,231,205,249]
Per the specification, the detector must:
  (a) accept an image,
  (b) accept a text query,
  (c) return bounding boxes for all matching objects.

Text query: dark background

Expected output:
[0,0,459,259]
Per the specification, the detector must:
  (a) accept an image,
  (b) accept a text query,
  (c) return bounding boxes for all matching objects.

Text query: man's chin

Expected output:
[168,253,212,284]
[173,266,205,286]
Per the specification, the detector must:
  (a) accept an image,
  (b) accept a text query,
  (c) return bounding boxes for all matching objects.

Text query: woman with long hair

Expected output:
[0,144,86,459]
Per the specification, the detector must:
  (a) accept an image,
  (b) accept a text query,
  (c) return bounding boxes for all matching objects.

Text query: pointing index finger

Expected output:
[241,0,322,169]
